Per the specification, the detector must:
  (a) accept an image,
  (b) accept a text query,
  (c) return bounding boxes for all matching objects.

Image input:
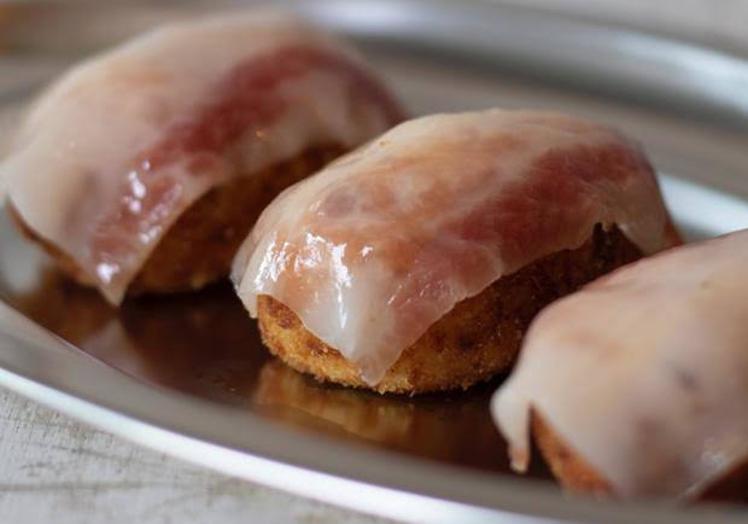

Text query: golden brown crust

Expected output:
[532,411,613,496]
[10,144,345,297]
[257,225,642,394]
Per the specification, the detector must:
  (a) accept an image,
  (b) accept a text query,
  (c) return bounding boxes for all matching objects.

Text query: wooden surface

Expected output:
[0,389,390,524]
[1,1,744,523]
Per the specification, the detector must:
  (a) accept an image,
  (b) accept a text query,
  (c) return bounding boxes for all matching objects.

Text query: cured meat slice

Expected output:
[233,109,678,386]
[493,230,748,498]
[1,10,402,303]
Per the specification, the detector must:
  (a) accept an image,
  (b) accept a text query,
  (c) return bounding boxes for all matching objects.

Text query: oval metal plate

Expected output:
[0,2,747,523]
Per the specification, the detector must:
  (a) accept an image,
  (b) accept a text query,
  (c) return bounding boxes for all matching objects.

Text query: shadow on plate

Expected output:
[6,266,551,478]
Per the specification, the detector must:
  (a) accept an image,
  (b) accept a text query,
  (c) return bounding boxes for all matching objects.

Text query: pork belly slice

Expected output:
[233,109,678,388]
[493,230,748,499]
[1,9,402,304]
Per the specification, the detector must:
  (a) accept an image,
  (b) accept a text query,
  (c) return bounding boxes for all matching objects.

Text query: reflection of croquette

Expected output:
[255,360,415,444]
[8,269,115,345]
[258,226,641,394]
[115,285,268,400]
[235,110,679,394]
[2,11,402,304]
[253,360,515,472]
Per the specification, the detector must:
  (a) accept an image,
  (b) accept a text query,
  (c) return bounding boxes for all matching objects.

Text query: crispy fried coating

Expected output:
[257,225,641,394]
[532,412,613,496]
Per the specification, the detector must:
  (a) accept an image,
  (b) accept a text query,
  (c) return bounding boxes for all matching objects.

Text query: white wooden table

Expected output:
[0,389,391,524]
[0,1,744,523]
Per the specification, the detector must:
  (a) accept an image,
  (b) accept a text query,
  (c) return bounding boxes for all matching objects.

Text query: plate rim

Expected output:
[1,1,748,522]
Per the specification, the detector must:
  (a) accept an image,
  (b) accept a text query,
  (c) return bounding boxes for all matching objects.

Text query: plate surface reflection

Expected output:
[0,213,551,480]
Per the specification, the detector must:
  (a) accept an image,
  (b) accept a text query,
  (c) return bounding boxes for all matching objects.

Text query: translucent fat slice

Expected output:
[492,230,748,498]
[233,109,678,385]
[1,9,402,304]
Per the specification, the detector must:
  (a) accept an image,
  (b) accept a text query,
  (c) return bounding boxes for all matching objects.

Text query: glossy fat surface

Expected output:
[1,9,400,304]
[492,230,748,498]
[233,109,676,385]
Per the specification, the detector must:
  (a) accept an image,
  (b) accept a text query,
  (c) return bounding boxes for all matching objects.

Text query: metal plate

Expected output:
[1,2,747,523]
